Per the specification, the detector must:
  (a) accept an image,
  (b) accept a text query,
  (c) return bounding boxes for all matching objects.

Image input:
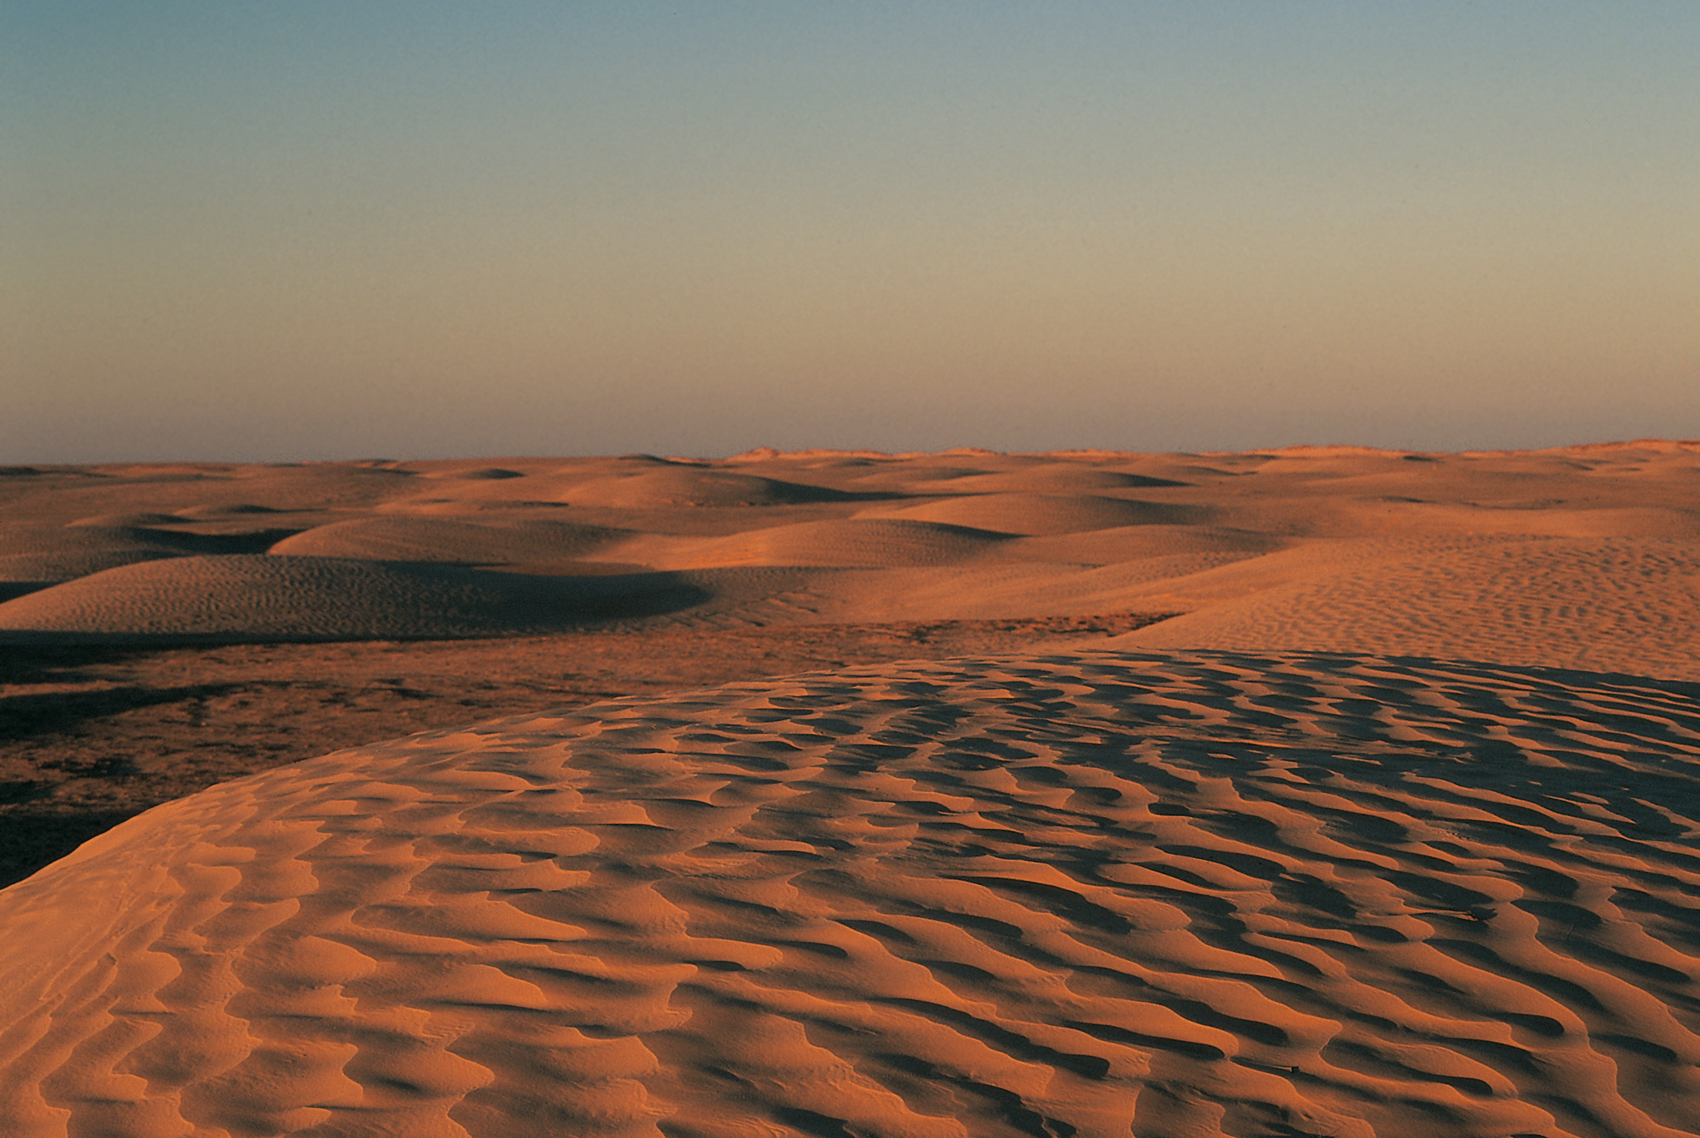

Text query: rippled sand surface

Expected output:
[4,653,1699,1137]
[2,443,1698,1136]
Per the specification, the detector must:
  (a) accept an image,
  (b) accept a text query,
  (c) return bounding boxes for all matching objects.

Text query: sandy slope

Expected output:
[4,443,1700,1137]
[266,517,626,563]
[2,652,1698,1137]
[0,556,710,640]
[1111,535,1700,680]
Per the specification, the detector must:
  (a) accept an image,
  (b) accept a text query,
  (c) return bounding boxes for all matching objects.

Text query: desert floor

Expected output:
[1,443,1697,1136]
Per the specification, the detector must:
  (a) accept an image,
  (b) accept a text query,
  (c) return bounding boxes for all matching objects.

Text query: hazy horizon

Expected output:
[6,3,1697,463]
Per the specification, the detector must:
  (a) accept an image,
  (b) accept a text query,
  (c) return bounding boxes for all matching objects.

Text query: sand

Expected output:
[3,445,1697,674]
[1,443,1698,1136]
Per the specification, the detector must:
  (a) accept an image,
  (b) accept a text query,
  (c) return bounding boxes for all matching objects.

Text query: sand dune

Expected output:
[415,465,527,481]
[5,443,1695,657]
[864,492,1210,535]
[5,443,1700,1136]
[605,521,1280,577]
[564,467,857,509]
[1114,535,1700,681]
[0,555,706,641]
[3,652,1698,1137]
[268,517,626,564]
[0,524,293,588]
[174,503,290,521]
[996,523,1284,567]
[0,525,194,586]
[793,555,1286,626]
[929,465,1186,493]
[601,518,1011,570]
[65,512,189,528]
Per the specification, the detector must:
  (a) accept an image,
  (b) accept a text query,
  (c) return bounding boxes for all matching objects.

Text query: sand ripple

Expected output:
[3,651,1698,1137]
[268,518,625,564]
[0,555,707,641]
[1119,536,1700,680]
[0,526,201,586]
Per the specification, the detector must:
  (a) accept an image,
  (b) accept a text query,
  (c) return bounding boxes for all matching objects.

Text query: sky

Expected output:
[4,2,1697,462]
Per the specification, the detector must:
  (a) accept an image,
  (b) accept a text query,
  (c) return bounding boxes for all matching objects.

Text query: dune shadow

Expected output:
[760,480,913,503]
[474,567,717,623]
[0,642,156,683]
[0,682,242,741]
[0,583,48,604]
[0,565,717,646]
[0,807,138,890]
[178,528,308,553]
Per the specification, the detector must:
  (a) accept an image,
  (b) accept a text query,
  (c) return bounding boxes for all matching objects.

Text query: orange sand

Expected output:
[2,443,1699,1136]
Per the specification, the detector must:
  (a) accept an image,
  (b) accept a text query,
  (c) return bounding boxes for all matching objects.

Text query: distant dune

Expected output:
[267,517,626,564]
[1109,534,1700,680]
[4,443,1696,669]
[2,443,1699,1136]
[0,554,714,640]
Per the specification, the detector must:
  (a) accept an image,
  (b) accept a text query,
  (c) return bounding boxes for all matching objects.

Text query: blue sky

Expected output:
[5,2,1697,460]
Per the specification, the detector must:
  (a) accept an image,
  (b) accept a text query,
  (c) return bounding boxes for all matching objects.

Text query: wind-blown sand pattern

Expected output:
[4,443,1700,1136]
[1112,536,1700,681]
[3,444,1697,676]
[3,652,1699,1137]
[266,518,626,564]
[0,556,710,641]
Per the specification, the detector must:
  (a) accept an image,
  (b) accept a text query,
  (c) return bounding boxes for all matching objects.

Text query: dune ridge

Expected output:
[600,519,1012,570]
[859,493,1211,535]
[268,517,627,564]
[0,556,709,641]
[0,526,207,586]
[3,651,1699,1137]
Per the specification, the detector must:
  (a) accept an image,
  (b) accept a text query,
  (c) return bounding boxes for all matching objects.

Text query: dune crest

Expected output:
[861,492,1209,535]
[268,517,625,564]
[0,555,705,640]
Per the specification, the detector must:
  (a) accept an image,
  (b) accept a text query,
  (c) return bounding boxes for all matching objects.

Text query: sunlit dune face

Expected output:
[3,651,1698,1135]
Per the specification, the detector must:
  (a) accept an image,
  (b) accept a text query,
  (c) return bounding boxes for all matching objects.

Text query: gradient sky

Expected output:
[5,2,1697,461]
